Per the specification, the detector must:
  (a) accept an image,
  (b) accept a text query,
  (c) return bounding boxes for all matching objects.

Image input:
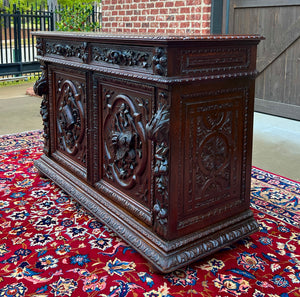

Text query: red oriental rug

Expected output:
[0,130,299,297]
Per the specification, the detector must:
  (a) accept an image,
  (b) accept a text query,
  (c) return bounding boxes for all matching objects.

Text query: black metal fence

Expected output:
[0,3,101,78]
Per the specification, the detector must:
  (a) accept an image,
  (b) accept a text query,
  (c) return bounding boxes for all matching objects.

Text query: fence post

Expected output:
[13,4,22,68]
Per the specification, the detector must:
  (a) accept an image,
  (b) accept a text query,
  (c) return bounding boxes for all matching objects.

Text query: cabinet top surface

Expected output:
[32,31,263,43]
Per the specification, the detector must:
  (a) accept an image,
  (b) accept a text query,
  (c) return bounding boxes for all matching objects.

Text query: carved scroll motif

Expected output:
[33,64,49,155]
[93,47,151,69]
[146,92,170,237]
[103,94,148,189]
[152,47,167,76]
[56,79,86,165]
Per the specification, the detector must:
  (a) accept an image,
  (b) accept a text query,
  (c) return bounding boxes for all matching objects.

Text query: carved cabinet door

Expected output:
[50,67,88,180]
[92,76,156,226]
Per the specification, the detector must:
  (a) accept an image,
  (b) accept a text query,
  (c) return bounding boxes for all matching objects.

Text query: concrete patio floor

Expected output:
[0,82,299,182]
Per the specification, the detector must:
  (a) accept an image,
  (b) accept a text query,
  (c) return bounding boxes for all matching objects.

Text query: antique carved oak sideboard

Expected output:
[33,32,262,273]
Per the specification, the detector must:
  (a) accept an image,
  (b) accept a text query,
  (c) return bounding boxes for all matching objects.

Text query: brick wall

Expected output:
[101,0,212,35]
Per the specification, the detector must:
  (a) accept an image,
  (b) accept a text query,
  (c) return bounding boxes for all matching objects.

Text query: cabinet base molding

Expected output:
[35,156,259,273]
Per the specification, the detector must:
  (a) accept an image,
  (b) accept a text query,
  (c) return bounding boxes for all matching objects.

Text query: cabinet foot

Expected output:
[148,263,163,274]
[37,169,47,179]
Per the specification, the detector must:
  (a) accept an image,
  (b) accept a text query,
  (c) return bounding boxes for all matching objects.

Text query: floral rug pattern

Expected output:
[0,131,299,297]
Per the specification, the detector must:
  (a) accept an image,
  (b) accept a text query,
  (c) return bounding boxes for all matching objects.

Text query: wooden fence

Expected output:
[227,0,300,120]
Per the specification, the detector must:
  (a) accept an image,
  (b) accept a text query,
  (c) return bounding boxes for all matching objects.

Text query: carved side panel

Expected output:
[52,71,87,178]
[97,78,154,220]
[177,88,249,230]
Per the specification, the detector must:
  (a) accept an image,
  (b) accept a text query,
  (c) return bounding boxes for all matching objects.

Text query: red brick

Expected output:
[138,28,147,33]
[202,13,210,21]
[156,15,165,21]
[156,28,167,34]
[202,21,211,28]
[155,2,164,8]
[203,6,211,13]
[180,22,191,28]
[180,7,190,14]
[202,28,211,34]
[166,15,175,21]
[159,22,168,28]
[176,14,185,21]
[151,9,159,15]
[141,9,150,15]
[175,1,185,6]
[147,15,155,21]
[191,6,201,13]
[169,8,179,14]
[159,9,168,15]
[165,1,174,7]
[169,22,179,28]
[147,2,155,8]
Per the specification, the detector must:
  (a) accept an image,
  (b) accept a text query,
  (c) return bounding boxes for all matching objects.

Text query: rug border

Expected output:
[252,165,300,184]
[0,129,42,138]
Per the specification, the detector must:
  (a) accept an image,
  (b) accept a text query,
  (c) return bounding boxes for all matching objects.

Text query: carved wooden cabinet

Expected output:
[33,32,262,273]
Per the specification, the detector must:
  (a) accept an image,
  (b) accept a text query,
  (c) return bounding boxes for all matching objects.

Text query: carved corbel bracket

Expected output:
[34,65,50,154]
[146,92,170,237]
[153,47,167,76]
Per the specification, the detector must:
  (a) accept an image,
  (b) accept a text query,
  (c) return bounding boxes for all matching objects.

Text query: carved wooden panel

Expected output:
[94,77,154,224]
[52,69,87,179]
[91,43,153,72]
[177,87,249,231]
[180,46,251,76]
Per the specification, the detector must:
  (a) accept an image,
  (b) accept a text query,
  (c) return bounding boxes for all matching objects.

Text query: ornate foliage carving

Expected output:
[46,41,88,63]
[33,64,49,154]
[93,47,151,69]
[36,38,44,56]
[103,94,147,190]
[152,47,167,76]
[56,79,86,166]
[146,92,170,237]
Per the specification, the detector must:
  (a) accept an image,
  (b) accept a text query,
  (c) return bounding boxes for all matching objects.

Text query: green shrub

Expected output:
[56,4,100,32]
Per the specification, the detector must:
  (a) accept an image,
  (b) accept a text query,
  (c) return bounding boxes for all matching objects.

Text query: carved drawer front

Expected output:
[52,69,87,179]
[176,87,250,232]
[95,78,154,225]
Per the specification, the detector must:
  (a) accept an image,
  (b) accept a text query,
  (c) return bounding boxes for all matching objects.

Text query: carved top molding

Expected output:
[35,32,262,78]
[32,31,264,42]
